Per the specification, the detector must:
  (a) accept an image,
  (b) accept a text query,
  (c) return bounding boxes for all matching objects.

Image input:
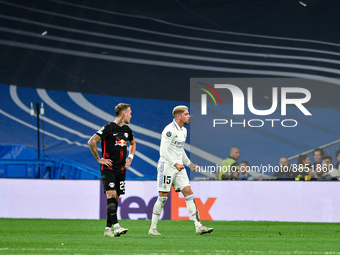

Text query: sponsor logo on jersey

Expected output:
[174,141,185,149]
[115,139,127,147]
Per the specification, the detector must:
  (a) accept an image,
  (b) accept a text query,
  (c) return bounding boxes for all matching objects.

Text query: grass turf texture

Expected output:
[0,219,339,254]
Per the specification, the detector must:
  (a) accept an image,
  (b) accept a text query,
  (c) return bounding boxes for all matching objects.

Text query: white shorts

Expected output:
[157,161,190,192]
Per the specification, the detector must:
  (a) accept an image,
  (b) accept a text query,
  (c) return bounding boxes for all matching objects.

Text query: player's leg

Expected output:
[149,162,175,235]
[106,210,112,228]
[175,174,201,227]
[181,185,200,225]
[106,189,119,236]
[176,172,214,235]
[149,191,168,235]
[101,170,115,237]
[112,174,128,237]
[102,170,128,237]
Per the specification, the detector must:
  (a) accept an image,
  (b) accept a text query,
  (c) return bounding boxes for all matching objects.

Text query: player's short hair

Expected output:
[172,105,188,117]
[115,103,131,117]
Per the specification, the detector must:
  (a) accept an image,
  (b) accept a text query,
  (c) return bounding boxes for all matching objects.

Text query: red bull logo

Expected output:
[115,139,127,147]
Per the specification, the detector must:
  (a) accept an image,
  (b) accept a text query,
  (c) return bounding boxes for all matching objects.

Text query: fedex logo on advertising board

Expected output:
[118,187,216,221]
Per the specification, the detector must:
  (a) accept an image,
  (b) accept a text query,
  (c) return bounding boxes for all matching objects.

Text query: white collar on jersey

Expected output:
[172,119,182,130]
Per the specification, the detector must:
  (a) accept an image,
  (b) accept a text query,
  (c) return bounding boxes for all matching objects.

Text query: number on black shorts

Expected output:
[120,181,126,193]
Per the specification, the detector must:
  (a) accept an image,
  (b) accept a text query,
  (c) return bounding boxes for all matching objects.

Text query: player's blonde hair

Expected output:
[172,105,188,117]
[115,103,131,117]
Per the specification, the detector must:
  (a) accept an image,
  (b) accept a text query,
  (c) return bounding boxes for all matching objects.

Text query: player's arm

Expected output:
[125,137,136,168]
[87,134,112,167]
[182,150,197,172]
[160,130,184,171]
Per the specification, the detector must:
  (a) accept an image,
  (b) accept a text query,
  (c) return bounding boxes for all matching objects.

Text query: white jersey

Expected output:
[159,120,191,167]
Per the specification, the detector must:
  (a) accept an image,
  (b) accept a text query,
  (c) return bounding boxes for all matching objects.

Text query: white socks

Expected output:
[150,196,168,229]
[185,194,201,227]
[150,195,202,229]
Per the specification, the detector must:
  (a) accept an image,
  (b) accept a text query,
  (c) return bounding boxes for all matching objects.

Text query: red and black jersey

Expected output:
[96,122,134,173]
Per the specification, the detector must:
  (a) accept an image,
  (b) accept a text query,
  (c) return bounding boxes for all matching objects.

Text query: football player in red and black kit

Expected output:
[88,103,136,237]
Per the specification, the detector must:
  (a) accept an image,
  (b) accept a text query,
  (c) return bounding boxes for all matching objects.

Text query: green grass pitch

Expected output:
[1,218,340,254]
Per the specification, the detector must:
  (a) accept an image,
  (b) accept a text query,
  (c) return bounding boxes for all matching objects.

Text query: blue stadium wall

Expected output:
[1,83,340,180]
[1,0,340,179]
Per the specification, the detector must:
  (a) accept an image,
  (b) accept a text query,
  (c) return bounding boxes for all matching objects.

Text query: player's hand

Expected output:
[174,163,185,171]
[125,158,132,168]
[99,158,112,167]
[188,163,198,172]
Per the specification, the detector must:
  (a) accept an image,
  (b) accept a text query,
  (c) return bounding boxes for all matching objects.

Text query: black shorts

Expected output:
[101,169,126,196]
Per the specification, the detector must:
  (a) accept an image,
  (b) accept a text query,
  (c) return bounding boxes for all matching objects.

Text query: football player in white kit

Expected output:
[148,105,214,235]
